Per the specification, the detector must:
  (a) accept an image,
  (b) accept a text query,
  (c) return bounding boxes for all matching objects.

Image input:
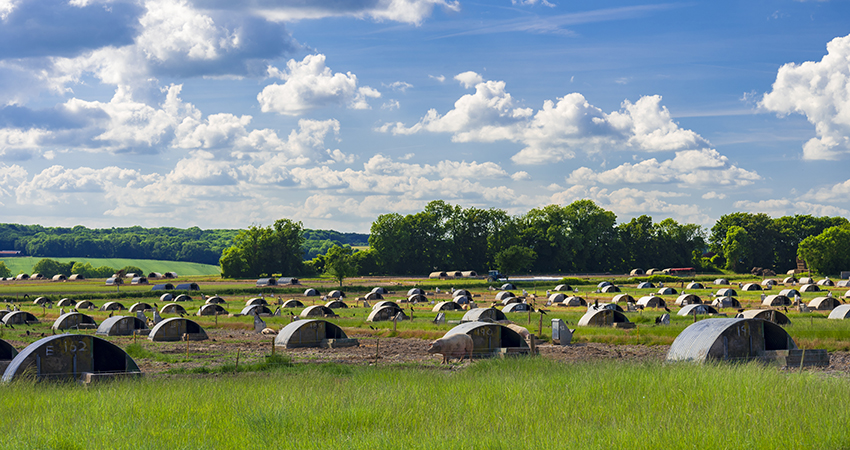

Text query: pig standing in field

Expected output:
[428,334,473,364]
[506,324,530,342]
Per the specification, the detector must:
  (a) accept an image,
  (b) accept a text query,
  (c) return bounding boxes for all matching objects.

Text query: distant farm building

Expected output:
[69,274,85,281]
[175,283,199,291]
[131,277,148,285]
[630,269,644,276]
[429,271,448,279]
[52,274,66,281]
[151,283,175,291]
[257,278,277,287]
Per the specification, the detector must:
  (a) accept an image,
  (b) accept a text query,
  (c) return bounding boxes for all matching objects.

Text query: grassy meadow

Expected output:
[0,257,220,276]
[0,358,848,449]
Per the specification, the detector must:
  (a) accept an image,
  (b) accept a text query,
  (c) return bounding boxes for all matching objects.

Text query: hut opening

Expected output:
[69,274,85,281]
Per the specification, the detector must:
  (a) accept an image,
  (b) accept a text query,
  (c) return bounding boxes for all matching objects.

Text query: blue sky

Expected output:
[1,0,850,232]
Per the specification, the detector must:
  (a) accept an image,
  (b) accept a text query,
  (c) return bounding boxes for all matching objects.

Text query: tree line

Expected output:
[0,224,368,266]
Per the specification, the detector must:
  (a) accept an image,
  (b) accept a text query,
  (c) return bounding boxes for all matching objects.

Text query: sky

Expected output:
[1,0,850,233]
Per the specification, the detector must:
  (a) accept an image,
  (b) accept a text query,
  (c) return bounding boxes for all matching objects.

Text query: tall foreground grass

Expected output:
[1,358,848,449]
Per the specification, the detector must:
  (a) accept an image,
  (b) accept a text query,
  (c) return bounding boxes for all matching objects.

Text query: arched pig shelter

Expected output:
[675,294,702,306]
[828,305,850,319]
[667,318,796,362]
[502,303,533,313]
[300,305,336,318]
[578,308,630,326]
[324,300,348,309]
[52,312,97,331]
[3,311,38,325]
[148,317,208,341]
[197,304,228,316]
[129,303,153,313]
[808,297,841,311]
[96,316,148,336]
[367,306,407,322]
[283,299,304,308]
[432,301,464,312]
[461,307,507,323]
[601,285,621,293]
[677,304,719,316]
[160,303,187,315]
[241,305,272,316]
[762,295,792,307]
[442,322,529,358]
[246,298,268,306]
[2,334,140,382]
[274,319,357,349]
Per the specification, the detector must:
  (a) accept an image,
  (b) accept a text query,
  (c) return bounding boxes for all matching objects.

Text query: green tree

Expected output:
[798,225,850,276]
[31,258,69,278]
[324,245,358,287]
[0,261,11,278]
[219,219,305,278]
[494,245,537,280]
[120,265,144,276]
[722,226,752,273]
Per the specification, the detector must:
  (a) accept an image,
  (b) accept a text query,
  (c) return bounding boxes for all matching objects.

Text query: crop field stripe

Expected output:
[0,358,848,449]
[0,257,220,276]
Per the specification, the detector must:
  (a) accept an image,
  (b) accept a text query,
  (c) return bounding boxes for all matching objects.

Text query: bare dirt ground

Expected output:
[129,328,850,377]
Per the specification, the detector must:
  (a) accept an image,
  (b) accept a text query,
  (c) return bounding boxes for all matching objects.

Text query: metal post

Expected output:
[235,348,240,371]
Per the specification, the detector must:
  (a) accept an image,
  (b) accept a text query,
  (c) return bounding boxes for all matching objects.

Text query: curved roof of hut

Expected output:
[274,319,349,348]
[808,296,841,311]
[563,296,587,307]
[675,294,702,306]
[453,289,471,297]
[714,278,729,285]
[432,301,463,312]
[711,296,741,308]
[324,300,348,309]
[503,303,533,313]
[741,283,762,291]
[637,296,666,308]
[327,290,345,298]
[100,301,126,311]
[442,322,529,352]
[715,288,737,297]
[407,294,427,303]
[408,288,425,296]
[300,305,335,318]
[783,277,797,284]
[601,285,621,293]
[677,304,719,316]
[597,303,624,312]
[303,288,320,297]
[429,271,448,278]
[372,300,400,310]
[577,308,629,326]
[364,292,384,300]
[597,281,612,288]
[828,304,850,319]
[367,305,406,322]
[762,295,791,307]
[160,303,187,315]
[57,298,75,307]
[500,283,516,290]
[629,269,644,276]
[159,293,174,303]
[460,307,507,323]
[148,317,207,342]
[95,315,147,336]
[657,287,676,295]
[174,294,191,302]
[205,296,226,304]
[371,287,389,295]
[637,282,654,289]
[800,283,821,292]
[548,293,566,303]
[799,277,815,285]
[51,312,97,330]
[246,297,268,306]
[686,282,704,289]
[667,318,795,362]
[611,294,635,304]
[817,278,834,286]
[501,297,522,305]
[283,299,304,308]
[495,291,515,301]
[129,303,153,313]
[739,309,791,325]
[554,284,572,291]
[240,304,272,315]
[778,289,801,298]
[761,279,777,286]
[2,311,38,325]
[198,304,228,315]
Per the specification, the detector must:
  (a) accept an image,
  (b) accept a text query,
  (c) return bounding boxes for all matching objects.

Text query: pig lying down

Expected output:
[428,333,474,364]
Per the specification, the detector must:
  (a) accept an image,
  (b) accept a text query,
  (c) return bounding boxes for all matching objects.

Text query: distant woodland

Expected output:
[0,224,368,266]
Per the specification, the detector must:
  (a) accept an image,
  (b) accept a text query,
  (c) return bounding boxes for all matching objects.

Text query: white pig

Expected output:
[427,334,474,364]
[506,324,531,341]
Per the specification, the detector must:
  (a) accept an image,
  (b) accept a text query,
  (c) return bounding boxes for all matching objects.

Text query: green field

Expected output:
[1,358,848,449]
[0,257,220,276]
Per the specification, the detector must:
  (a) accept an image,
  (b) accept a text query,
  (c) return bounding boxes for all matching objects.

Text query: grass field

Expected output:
[0,358,847,449]
[0,257,220,276]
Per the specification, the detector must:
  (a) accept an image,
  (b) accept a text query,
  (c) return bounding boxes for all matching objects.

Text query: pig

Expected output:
[506,324,531,341]
[427,333,473,364]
